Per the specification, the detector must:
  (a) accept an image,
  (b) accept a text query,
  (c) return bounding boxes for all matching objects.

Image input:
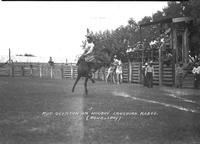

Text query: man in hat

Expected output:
[142,62,148,87]
[77,35,95,65]
[116,59,123,84]
[192,63,200,89]
[113,55,119,65]
[145,61,154,88]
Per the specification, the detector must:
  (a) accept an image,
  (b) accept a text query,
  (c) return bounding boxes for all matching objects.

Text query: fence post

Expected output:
[71,64,74,79]
[30,64,33,77]
[159,46,163,86]
[139,62,142,84]
[61,64,64,79]
[102,69,105,81]
[21,65,24,76]
[128,60,132,83]
[40,65,42,78]
[97,70,100,80]
[50,66,53,79]
[9,63,14,77]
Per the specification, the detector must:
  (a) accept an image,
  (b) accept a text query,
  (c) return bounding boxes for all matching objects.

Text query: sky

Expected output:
[0,1,168,63]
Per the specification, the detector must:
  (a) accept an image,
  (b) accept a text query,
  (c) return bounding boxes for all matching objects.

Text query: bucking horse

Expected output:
[72,48,112,95]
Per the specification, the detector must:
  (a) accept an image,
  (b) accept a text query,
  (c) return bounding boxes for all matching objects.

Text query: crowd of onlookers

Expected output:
[141,59,200,89]
[138,32,200,89]
[175,59,200,89]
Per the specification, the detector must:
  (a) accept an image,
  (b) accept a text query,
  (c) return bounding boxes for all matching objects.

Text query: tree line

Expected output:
[84,1,200,62]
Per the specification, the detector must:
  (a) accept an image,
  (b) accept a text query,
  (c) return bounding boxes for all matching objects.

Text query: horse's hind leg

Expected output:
[84,77,89,95]
[88,73,95,83]
[72,75,81,93]
[90,77,95,83]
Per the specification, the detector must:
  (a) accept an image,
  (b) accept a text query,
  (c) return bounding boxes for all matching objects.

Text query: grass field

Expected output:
[0,77,200,144]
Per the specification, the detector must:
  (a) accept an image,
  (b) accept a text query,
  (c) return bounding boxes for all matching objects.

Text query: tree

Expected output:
[152,10,164,21]
[86,0,200,62]
[163,2,183,18]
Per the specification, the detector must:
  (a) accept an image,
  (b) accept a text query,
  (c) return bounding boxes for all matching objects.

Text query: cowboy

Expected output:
[113,55,119,66]
[116,59,123,84]
[105,55,119,83]
[142,62,148,87]
[145,61,154,88]
[77,35,95,65]
[192,63,200,89]
[48,56,54,66]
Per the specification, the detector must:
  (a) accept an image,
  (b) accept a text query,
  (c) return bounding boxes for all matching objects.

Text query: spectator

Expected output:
[48,57,54,66]
[142,62,148,87]
[192,63,200,89]
[145,61,154,88]
[116,60,123,84]
[164,51,173,66]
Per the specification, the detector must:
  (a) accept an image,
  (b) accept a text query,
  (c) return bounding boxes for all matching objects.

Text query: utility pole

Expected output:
[9,48,11,63]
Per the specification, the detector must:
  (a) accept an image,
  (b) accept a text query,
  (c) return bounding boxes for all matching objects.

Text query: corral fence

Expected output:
[122,62,174,86]
[0,62,175,87]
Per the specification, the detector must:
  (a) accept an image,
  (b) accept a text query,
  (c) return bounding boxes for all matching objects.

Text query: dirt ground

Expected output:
[0,77,200,144]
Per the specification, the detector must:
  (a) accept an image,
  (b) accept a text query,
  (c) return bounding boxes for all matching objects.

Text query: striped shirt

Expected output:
[146,65,154,73]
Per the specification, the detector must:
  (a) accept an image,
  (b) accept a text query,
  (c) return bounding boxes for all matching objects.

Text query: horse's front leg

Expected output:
[84,77,89,95]
[72,75,81,93]
[106,72,110,83]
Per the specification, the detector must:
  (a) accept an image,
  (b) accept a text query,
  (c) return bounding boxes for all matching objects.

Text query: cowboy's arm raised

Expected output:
[87,43,94,54]
[85,43,94,55]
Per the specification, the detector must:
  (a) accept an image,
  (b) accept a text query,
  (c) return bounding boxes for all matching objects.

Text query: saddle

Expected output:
[85,55,95,62]
[77,54,102,67]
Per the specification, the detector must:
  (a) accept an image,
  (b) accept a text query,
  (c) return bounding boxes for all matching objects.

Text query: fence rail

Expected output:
[0,62,193,88]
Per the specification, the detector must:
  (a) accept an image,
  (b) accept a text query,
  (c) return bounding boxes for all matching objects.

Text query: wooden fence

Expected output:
[121,62,174,86]
[0,62,194,88]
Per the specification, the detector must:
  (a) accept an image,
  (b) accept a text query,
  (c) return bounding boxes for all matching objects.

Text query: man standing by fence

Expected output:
[142,62,148,87]
[48,57,54,79]
[192,63,200,89]
[145,61,154,88]
[116,59,123,84]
